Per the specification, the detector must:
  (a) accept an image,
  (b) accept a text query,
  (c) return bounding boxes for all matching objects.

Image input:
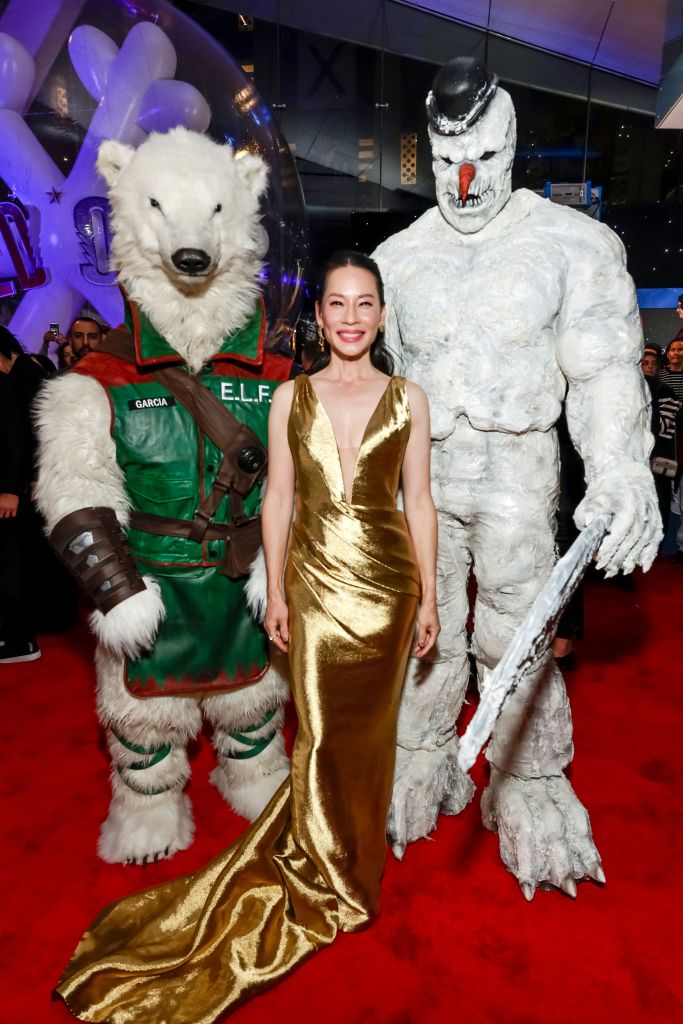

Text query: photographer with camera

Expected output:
[41,316,104,371]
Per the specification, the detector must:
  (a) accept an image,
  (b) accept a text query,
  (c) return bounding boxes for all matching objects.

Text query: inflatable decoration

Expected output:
[0,0,306,349]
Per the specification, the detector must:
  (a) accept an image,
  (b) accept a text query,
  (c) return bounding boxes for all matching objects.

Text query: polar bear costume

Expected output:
[35,128,291,864]
[374,59,661,898]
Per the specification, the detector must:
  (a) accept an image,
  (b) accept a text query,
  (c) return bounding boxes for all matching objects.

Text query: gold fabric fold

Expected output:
[56,373,420,1024]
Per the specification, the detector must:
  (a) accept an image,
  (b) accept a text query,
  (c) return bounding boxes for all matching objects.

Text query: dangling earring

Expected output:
[317,325,326,351]
[378,322,385,335]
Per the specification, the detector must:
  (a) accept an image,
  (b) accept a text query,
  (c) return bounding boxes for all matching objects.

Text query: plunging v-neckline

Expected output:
[306,374,393,503]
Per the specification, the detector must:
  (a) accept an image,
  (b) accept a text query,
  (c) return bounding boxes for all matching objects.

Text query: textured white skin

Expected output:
[34,129,290,863]
[430,88,516,236]
[374,86,661,896]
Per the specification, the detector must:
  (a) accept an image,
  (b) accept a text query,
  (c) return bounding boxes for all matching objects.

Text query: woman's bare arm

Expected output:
[261,380,295,652]
[402,381,440,657]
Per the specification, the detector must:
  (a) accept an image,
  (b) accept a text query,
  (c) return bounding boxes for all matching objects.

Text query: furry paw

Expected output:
[90,576,165,660]
[481,767,605,900]
[388,737,476,860]
[244,546,267,622]
[211,761,289,820]
[98,791,194,864]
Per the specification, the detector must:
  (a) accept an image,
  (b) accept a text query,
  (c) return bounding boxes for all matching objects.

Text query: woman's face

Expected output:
[667,339,683,370]
[316,265,385,362]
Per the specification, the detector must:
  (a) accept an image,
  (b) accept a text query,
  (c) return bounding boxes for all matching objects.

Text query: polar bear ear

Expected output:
[97,139,135,188]
[235,153,269,199]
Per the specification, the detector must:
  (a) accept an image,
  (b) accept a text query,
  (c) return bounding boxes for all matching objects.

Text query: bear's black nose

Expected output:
[171,248,211,275]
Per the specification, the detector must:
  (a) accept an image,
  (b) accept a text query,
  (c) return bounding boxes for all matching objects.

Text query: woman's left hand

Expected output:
[413,601,440,657]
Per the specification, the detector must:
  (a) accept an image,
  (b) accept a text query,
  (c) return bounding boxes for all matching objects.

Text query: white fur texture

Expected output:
[34,373,128,530]
[90,577,166,660]
[98,128,269,373]
[244,545,267,622]
[34,128,288,864]
[99,786,194,865]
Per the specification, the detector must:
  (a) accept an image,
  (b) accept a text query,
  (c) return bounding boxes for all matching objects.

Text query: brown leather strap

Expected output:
[129,510,234,540]
[50,507,146,614]
[129,510,262,579]
[98,328,267,543]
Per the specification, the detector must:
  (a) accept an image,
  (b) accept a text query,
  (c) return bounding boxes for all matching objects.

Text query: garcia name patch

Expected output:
[128,396,176,411]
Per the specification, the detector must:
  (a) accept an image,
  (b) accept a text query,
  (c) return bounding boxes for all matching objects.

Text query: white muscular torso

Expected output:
[375,189,610,441]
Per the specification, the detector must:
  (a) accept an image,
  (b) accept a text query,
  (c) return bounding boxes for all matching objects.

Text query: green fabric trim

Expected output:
[116,767,180,796]
[112,728,172,761]
[239,708,276,734]
[125,297,263,363]
[226,729,276,759]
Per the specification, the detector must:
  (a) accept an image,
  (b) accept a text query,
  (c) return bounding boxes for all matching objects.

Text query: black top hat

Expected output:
[426,57,498,135]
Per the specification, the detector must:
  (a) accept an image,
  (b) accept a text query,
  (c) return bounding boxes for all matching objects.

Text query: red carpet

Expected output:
[1,559,681,1023]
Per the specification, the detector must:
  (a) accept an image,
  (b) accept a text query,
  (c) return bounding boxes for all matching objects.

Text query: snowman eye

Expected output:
[214,203,223,214]
[149,198,161,209]
[481,151,496,161]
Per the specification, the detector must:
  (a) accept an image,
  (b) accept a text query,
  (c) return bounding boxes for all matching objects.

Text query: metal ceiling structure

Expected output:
[399,1,666,85]
[199,0,666,114]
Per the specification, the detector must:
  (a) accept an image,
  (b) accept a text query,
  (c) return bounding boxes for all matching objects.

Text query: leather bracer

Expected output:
[50,507,146,614]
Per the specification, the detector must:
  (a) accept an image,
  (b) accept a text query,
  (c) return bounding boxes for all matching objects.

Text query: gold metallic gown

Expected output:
[56,373,420,1024]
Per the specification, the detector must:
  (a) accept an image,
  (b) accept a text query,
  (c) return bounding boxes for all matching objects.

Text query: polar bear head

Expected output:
[98,127,269,370]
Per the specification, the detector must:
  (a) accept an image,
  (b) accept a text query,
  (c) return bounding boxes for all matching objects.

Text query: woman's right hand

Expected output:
[264,593,289,653]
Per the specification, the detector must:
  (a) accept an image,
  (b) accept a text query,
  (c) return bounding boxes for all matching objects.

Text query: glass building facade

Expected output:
[177,2,681,292]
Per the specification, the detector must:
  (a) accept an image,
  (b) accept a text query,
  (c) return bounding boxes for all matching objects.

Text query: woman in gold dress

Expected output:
[55,251,439,1023]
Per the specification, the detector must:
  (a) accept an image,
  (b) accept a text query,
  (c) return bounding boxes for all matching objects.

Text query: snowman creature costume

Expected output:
[35,129,290,865]
[374,60,661,898]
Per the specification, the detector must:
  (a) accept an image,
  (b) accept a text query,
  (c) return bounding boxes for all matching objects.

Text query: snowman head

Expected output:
[427,57,516,235]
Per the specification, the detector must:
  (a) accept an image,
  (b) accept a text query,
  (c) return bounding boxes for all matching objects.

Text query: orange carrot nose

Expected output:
[459,162,476,201]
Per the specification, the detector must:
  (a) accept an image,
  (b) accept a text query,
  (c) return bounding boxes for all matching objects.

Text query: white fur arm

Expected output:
[555,220,662,575]
[34,374,165,655]
[34,374,129,529]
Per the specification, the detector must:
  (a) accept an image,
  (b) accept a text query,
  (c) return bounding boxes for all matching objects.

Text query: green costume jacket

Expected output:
[73,296,293,698]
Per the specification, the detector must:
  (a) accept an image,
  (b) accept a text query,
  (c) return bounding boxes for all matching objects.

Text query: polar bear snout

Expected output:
[171,248,212,276]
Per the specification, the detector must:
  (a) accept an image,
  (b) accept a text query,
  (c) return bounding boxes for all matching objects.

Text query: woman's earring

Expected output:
[378,322,385,334]
[317,325,326,351]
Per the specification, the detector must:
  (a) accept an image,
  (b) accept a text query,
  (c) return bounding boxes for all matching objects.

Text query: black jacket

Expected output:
[0,355,46,495]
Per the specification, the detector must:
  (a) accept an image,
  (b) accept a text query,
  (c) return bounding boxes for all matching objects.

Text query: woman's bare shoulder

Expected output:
[271,377,296,407]
[268,378,297,424]
[405,379,428,410]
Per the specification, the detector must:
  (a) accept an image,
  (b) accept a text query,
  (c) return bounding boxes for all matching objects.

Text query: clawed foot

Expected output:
[98,792,194,865]
[125,845,172,867]
[481,767,605,900]
[388,738,475,859]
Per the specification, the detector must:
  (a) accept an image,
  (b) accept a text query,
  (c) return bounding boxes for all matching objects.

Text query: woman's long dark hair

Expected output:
[308,250,394,376]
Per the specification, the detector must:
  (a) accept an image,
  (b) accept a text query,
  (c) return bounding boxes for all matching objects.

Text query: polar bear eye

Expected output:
[149,198,162,210]
[213,203,223,214]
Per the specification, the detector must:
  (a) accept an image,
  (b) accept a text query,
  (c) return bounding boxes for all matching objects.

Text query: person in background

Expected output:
[295,315,320,372]
[641,345,680,536]
[660,333,683,399]
[676,294,683,320]
[0,326,45,664]
[658,335,683,561]
[41,315,104,370]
